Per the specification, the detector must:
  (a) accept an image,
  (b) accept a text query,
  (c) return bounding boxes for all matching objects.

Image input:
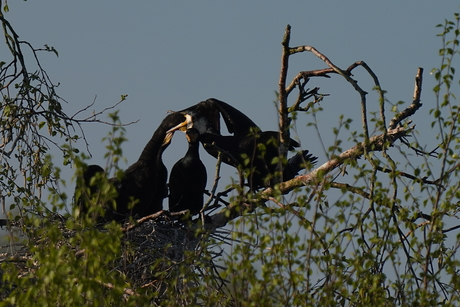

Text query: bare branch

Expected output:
[389,68,423,130]
[285,69,335,95]
[288,46,379,142]
[278,25,292,178]
[329,182,371,199]
[442,224,460,234]
[375,165,443,187]
[201,152,223,222]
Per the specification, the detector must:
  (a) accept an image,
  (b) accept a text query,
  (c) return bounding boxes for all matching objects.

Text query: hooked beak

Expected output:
[163,114,193,146]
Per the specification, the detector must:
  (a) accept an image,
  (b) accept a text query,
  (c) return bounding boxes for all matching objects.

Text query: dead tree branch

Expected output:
[277,25,293,185]
[389,68,423,130]
[210,28,425,230]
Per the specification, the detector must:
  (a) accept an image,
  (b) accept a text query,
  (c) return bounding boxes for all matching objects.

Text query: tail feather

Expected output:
[283,150,318,181]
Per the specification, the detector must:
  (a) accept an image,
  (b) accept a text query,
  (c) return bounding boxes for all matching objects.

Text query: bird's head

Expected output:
[185,128,200,144]
[163,113,193,146]
[177,100,221,135]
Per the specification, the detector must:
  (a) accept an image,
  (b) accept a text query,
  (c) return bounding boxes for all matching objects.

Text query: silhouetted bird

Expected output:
[177,98,318,189]
[199,130,317,189]
[107,112,189,220]
[283,150,318,181]
[74,112,189,222]
[168,128,207,217]
[75,164,105,217]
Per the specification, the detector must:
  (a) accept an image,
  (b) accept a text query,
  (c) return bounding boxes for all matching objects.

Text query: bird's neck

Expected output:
[138,126,167,164]
[185,142,200,161]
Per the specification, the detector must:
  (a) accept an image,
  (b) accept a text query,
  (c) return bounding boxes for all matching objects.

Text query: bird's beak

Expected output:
[162,131,174,146]
[163,114,193,146]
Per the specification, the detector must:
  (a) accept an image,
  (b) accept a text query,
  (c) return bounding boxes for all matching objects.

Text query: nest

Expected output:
[120,217,203,288]
[0,212,227,302]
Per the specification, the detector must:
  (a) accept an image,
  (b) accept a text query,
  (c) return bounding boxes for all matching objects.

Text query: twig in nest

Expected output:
[122,210,167,233]
[96,280,138,297]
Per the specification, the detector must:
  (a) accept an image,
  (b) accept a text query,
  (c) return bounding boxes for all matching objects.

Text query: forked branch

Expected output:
[210,28,424,229]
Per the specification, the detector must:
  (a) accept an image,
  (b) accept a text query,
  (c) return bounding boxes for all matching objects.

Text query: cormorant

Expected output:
[283,149,318,181]
[75,164,105,217]
[168,128,207,217]
[73,112,189,222]
[199,129,317,189]
[175,98,318,189]
[108,112,189,220]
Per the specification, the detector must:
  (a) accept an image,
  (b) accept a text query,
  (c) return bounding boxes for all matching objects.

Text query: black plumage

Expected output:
[199,130,316,189]
[107,112,188,220]
[168,128,207,216]
[75,164,105,217]
[179,98,318,189]
[72,112,186,221]
[73,112,188,222]
[177,98,255,137]
[283,150,318,181]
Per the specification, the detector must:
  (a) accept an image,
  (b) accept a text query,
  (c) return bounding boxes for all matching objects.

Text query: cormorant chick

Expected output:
[168,128,207,217]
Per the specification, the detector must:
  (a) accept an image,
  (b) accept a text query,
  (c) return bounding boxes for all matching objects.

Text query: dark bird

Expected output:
[107,112,189,220]
[75,164,105,217]
[176,98,318,189]
[283,150,318,181]
[73,112,189,222]
[168,128,207,217]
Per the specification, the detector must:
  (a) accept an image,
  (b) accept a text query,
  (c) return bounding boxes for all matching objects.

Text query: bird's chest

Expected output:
[180,155,201,171]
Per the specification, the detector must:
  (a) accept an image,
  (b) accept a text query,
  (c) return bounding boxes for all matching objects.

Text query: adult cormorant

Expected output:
[175,98,318,189]
[168,128,207,217]
[283,149,318,181]
[199,129,317,189]
[73,112,189,222]
[108,112,189,220]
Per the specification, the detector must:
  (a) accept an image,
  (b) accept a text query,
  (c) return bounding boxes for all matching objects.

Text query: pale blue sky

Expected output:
[2,1,459,208]
[2,1,460,290]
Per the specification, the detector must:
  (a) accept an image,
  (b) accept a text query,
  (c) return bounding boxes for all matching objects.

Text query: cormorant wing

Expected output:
[177,101,221,135]
[176,98,259,136]
[206,98,259,136]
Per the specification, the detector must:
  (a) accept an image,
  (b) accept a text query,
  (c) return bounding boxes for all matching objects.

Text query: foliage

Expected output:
[1,4,460,307]
[211,14,460,307]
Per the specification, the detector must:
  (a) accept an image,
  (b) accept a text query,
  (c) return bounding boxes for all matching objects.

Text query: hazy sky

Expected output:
[2,2,459,210]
